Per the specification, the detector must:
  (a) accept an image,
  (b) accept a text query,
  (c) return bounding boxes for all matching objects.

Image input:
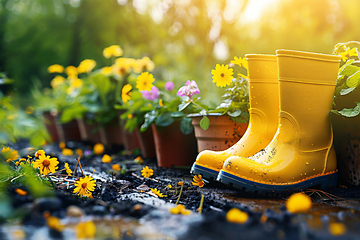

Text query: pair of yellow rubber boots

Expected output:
[191,49,341,194]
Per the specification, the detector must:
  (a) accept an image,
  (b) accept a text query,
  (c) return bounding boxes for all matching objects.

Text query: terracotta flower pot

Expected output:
[43,111,60,142]
[190,114,248,152]
[135,127,156,159]
[77,118,106,144]
[104,119,124,148]
[56,116,82,142]
[152,121,197,168]
[116,110,141,151]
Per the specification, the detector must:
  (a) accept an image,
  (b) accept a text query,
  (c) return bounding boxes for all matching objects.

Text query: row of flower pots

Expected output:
[43,111,248,167]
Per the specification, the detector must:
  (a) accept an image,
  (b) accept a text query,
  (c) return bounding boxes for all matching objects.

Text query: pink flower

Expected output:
[142,86,160,101]
[165,81,175,91]
[177,80,200,98]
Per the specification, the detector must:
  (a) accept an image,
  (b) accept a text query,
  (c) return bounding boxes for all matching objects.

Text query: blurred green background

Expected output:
[0,0,359,105]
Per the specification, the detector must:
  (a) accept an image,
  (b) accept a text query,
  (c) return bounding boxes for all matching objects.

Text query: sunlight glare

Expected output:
[243,0,279,22]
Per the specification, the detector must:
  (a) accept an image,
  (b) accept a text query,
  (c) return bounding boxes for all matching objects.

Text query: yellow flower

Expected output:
[113,58,133,77]
[122,84,132,103]
[59,141,65,149]
[169,204,191,215]
[340,47,358,62]
[103,45,123,58]
[33,154,59,175]
[65,66,78,78]
[127,114,133,119]
[159,99,164,107]
[76,148,83,157]
[15,188,27,196]
[77,59,96,74]
[47,215,65,232]
[73,175,96,197]
[35,149,45,158]
[231,56,248,69]
[101,66,113,76]
[141,166,153,178]
[62,148,74,156]
[150,188,167,198]
[134,156,143,164]
[192,175,205,188]
[102,154,112,163]
[286,192,312,214]
[64,162,72,176]
[16,158,27,166]
[93,143,104,155]
[178,182,183,186]
[133,57,155,73]
[112,164,121,171]
[25,106,34,114]
[226,208,249,224]
[50,75,65,89]
[76,221,96,239]
[168,184,172,189]
[67,78,83,94]
[211,64,234,87]
[48,64,64,73]
[136,72,154,91]
[2,147,19,162]
[329,222,346,236]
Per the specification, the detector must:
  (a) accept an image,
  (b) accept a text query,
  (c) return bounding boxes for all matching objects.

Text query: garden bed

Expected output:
[1,140,360,240]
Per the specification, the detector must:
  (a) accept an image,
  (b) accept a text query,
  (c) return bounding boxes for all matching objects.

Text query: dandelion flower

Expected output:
[93,143,104,155]
[2,147,19,162]
[211,64,234,87]
[33,155,59,175]
[340,47,358,62]
[65,66,78,78]
[226,208,249,224]
[141,166,153,178]
[192,175,205,188]
[64,162,72,176]
[134,156,143,164]
[77,59,96,74]
[73,176,96,197]
[136,72,154,91]
[102,154,112,163]
[329,222,346,236]
[150,188,167,198]
[35,149,45,158]
[112,164,121,171]
[103,45,123,58]
[48,64,64,73]
[121,84,132,103]
[286,192,312,214]
[62,148,74,156]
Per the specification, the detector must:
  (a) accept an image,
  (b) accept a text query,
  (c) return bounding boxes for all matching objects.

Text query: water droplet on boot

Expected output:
[236,167,238,170]
[304,173,307,176]
[313,169,315,171]
[306,162,309,165]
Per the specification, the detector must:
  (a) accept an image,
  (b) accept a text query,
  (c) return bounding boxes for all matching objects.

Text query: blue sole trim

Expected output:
[217,170,338,194]
[190,163,219,180]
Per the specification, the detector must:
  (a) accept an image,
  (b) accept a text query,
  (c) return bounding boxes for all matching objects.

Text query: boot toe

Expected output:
[195,150,231,172]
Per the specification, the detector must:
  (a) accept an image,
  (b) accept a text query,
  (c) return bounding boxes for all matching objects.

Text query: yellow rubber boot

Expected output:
[191,55,279,180]
[217,50,341,194]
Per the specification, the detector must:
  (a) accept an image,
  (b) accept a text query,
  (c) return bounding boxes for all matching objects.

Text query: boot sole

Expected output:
[190,163,219,181]
[217,170,338,196]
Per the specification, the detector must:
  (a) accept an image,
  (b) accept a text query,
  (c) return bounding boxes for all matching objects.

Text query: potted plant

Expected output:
[331,41,360,186]
[181,57,250,152]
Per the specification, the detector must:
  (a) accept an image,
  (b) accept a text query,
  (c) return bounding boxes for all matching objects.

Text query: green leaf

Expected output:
[199,116,210,131]
[346,71,360,88]
[338,105,360,117]
[156,112,174,127]
[60,102,87,123]
[140,110,156,132]
[340,87,356,95]
[340,64,360,77]
[227,109,241,117]
[90,73,112,105]
[338,59,355,74]
[180,117,193,135]
[178,101,191,112]
[171,111,185,117]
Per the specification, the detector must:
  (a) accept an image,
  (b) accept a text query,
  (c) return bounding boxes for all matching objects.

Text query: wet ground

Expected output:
[2,140,360,239]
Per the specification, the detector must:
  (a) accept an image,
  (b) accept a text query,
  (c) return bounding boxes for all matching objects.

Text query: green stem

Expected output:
[115,77,123,104]
[198,194,204,215]
[175,184,183,205]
